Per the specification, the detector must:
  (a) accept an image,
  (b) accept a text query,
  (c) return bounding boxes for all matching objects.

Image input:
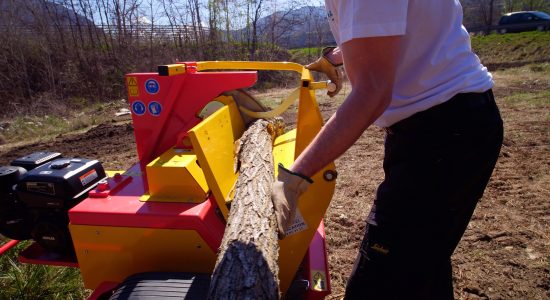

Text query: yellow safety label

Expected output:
[312,270,327,291]
[127,77,139,97]
[128,86,139,97]
[127,77,138,86]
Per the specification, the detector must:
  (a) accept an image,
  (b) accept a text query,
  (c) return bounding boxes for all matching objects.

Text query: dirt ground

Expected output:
[0,67,548,299]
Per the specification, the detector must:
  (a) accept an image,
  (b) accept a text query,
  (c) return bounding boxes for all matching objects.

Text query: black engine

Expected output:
[0,152,106,253]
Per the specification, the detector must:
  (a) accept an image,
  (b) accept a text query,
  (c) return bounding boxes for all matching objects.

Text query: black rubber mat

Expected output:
[109,272,211,300]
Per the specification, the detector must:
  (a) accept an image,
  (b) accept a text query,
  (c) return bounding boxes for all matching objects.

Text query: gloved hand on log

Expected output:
[306,46,343,97]
[271,163,313,239]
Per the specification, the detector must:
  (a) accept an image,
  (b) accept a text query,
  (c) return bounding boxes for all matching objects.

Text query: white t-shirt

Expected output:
[324,0,494,127]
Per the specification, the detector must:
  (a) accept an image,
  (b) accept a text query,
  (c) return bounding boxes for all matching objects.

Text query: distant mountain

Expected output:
[247,6,335,49]
[250,3,508,49]
[0,0,92,28]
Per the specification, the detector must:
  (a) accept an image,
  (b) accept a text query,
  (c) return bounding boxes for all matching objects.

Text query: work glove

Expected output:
[306,46,343,97]
[272,163,313,239]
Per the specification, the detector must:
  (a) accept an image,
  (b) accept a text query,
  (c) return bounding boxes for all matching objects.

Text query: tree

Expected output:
[503,0,550,12]
[520,0,550,10]
[249,0,265,60]
[480,0,497,34]
[503,0,521,11]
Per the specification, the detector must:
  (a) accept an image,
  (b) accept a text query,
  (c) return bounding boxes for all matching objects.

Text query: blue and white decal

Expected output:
[131,101,146,116]
[148,101,162,117]
[145,79,160,94]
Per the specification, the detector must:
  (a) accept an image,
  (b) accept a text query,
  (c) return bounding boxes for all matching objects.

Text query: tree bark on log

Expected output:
[208,119,285,300]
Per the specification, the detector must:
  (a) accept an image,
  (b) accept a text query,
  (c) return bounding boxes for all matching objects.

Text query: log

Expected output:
[208,119,285,300]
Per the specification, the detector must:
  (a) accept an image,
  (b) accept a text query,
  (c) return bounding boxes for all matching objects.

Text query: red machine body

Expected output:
[127,62,256,167]
[1,62,333,299]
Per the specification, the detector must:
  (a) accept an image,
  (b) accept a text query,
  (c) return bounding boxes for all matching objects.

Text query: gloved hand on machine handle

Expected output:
[306,46,343,97]
[271,163,313,239]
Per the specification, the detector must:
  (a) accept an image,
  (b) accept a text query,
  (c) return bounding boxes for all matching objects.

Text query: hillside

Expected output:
[240,6,335,49]
[0,0,91,27]
[289,31,550,68]
[471,31,550,68]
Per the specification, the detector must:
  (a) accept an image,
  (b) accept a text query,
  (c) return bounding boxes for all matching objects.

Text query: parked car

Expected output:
[497,11,550,33]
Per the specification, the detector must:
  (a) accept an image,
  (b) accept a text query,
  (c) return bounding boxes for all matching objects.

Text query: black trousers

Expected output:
[344,90,503,300]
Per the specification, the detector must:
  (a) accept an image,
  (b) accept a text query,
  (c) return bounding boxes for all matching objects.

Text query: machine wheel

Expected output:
[109,272,211,300]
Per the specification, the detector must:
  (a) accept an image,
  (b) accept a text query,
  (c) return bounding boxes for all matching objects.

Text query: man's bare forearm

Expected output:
[291,36,400,177]
[291,85,391,177]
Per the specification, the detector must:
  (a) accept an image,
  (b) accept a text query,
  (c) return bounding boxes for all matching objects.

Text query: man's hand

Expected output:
[271,164,313,239]
[306,47,343,97]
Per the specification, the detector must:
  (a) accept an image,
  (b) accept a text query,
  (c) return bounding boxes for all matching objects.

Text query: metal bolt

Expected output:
[327,81,337,93]
[323,170,338,181]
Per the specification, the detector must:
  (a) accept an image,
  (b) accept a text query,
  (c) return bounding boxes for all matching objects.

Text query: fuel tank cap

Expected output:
[50,159,71,169]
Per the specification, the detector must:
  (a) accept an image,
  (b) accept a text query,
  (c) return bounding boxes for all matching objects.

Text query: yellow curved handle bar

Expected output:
[197,61,305,75]
[196,61,331,119]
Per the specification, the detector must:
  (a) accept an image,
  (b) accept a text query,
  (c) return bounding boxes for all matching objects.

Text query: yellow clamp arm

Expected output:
[239,81,331,119]
[239,88,300,119]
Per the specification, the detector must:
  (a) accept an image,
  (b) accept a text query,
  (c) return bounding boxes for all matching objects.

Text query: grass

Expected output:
[289,47,323,64]
[471,31,550,65]
[0,241,89,299]
[493,62,550,117]
[496,62,550,82]
[289,47,323,57]
[501,89,550,123]
[502,90,550,106]
[2,115,83,142]
[0,100,129,145]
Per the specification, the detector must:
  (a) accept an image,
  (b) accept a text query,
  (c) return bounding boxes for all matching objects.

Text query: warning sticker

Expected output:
[127,77,139,97]
[26,182,55,196]
[128,86,139,97]
[284,209,307,236]
[127,77,138,86]
[311,270,327,291]
[79,169,98,186]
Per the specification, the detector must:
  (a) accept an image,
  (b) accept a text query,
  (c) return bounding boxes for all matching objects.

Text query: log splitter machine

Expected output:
[0,61,337,299]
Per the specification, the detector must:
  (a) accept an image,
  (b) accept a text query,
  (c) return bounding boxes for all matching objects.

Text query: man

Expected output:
[272,1,504,299]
